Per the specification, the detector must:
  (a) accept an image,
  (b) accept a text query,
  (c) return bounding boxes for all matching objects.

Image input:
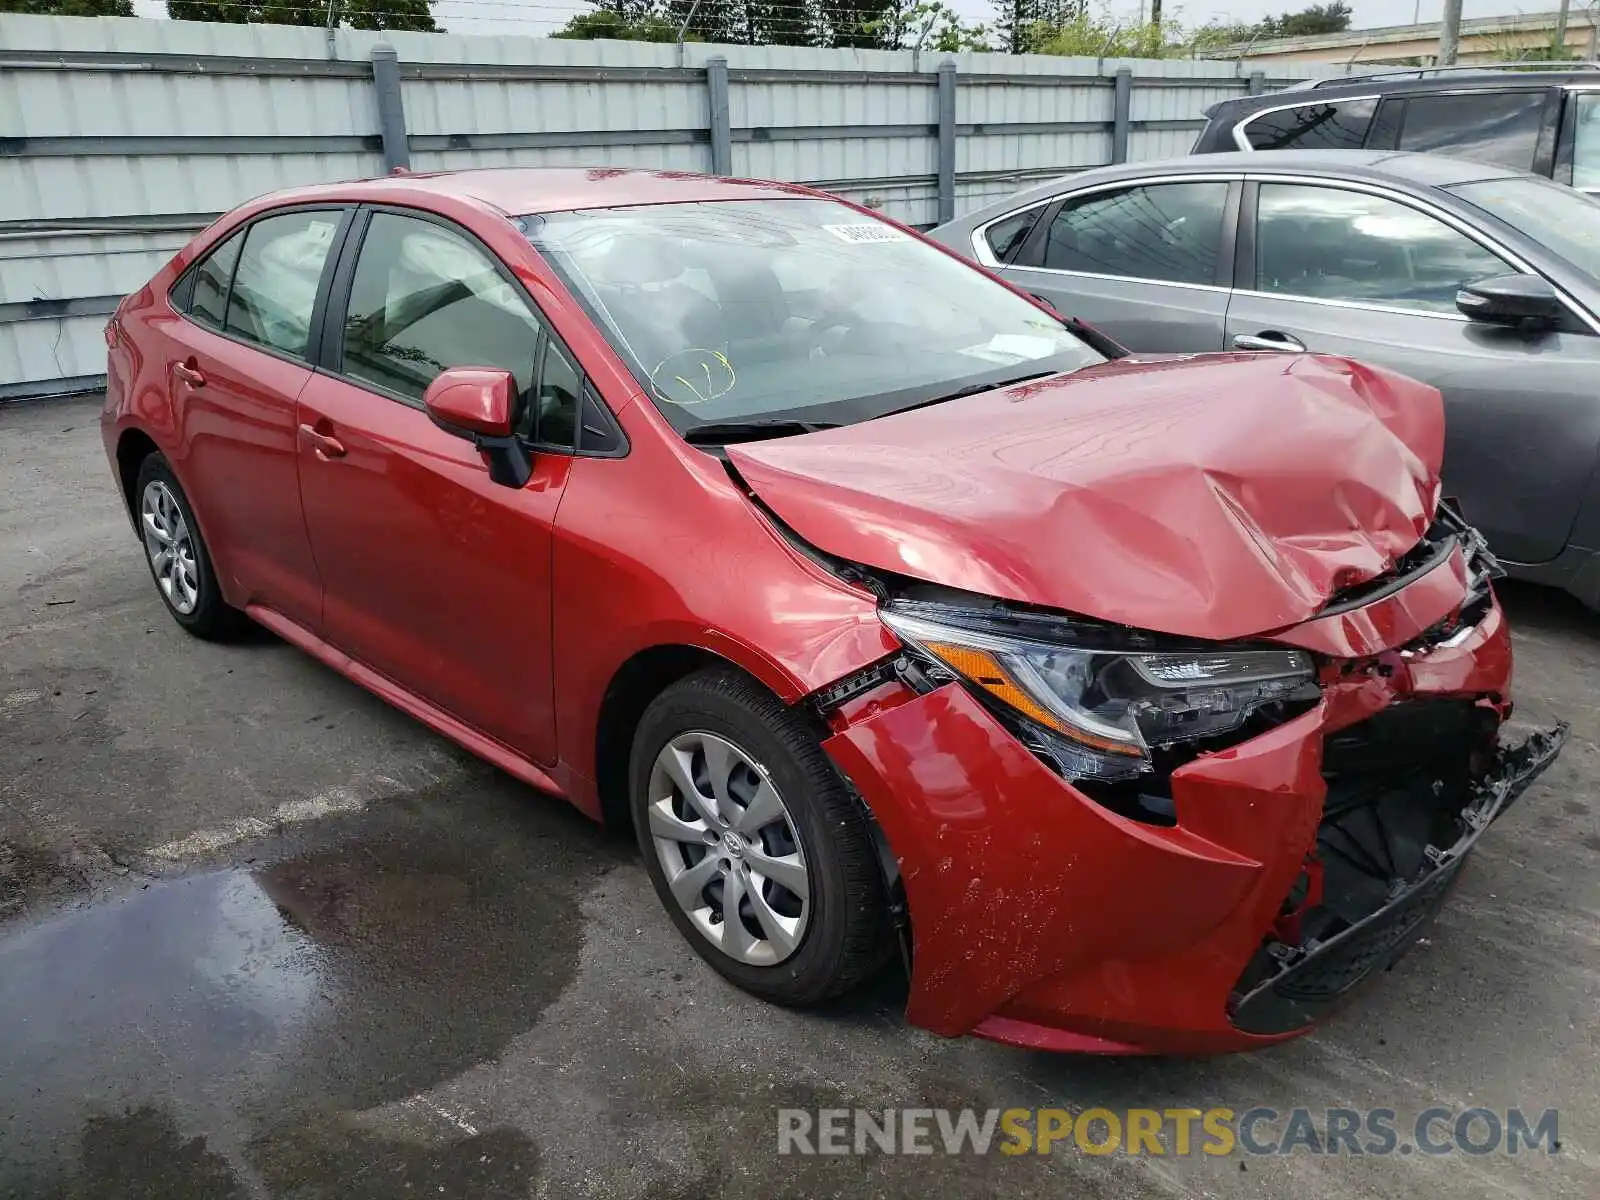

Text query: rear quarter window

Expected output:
[1241,99,1378,150]
[177,231,243,328]
[983,207,1044,263]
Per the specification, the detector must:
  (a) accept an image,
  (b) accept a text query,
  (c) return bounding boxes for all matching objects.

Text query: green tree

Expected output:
[0,0,133,13]
[816,0,896,48]
[747,0,817,46]
[1256,1,1351,38]
[168,0,435,29]
[663,0,743,43]
[992,0,1040,52]
[1031,11,1179,56]
[864,0,988,49]
[1188,20,1255,51]
[552,7,679,39]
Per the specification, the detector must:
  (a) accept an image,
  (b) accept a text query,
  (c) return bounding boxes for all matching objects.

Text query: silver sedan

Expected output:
[929,149,1600,608]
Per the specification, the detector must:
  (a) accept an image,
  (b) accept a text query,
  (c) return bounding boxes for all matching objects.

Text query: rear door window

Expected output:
[1017,182,1230,286]
[223,210,342,359]
[1398,90,1546,171]
[1241,99,1378,151]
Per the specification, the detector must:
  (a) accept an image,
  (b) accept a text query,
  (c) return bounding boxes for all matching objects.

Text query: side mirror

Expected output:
[422,366,532,488]
[1456,273,1564,329]
[424,366,516,438]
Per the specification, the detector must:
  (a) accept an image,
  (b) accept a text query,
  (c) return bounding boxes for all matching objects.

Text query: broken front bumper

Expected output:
[1228,721,1567,1038]
[823,595,1565,1056]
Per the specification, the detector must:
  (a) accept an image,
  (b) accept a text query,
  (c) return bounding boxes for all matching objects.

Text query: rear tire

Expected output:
[134,453,245,640]
[629,668,893,1006]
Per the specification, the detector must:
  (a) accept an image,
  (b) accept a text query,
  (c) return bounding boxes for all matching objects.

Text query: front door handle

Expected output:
[298,423,347,460]
[1233,331,1307,353]
[172,360,206,387]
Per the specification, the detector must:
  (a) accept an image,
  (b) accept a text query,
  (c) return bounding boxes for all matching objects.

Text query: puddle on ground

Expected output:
[0,783,626,1198]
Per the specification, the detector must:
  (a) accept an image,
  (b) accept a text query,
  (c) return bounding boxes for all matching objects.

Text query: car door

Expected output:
[295,207,585,764]
[1224,179,1600,565]
[161,207,347,629]
[988,178,1238,352]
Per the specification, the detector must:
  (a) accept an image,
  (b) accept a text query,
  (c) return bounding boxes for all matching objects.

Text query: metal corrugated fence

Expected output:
[0,13,1338,398]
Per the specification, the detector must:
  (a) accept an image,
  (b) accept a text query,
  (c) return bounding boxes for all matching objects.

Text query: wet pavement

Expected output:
[3,395,1600,1199]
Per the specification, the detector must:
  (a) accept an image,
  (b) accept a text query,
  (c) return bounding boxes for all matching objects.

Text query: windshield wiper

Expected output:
[875,368,1060,420]
[682,419,839,446]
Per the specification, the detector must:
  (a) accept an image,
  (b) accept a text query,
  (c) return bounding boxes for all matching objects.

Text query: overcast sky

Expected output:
[130,0,1576,39]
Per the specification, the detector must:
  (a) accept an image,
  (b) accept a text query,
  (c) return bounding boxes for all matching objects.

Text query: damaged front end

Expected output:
[1230,711,1567,1036]
[811,504,1568,1054]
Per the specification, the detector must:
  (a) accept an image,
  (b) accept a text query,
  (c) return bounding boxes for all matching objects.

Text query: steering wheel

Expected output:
[797,300,859,356]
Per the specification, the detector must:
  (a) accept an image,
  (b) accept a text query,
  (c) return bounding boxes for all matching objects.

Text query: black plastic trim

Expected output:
[1554,90,1582,187]
[1315,528,1458,618]
[1233,180,1258,292]
[1216,179,1243,290]
[1532,86,1566,179]
[1229,722,1568,1036]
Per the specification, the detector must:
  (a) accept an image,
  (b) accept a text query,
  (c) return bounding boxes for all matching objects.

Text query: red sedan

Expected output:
[102,168,1565,1054]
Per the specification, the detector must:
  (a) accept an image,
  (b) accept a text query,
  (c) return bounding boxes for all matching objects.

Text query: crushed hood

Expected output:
[728,353,1445,641]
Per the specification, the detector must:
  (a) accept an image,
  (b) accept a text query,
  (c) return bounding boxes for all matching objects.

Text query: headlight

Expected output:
[880,602,1317,782]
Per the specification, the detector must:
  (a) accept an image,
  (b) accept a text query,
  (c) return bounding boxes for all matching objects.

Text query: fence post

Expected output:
[706,56,732,176]
[1248,69,1267,94]
[936,61,957,225]
[370,44,410,172]
[1111,67,1132,165]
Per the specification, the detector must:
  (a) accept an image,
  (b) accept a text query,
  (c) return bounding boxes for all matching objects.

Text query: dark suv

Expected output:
[1193,63,1600,193]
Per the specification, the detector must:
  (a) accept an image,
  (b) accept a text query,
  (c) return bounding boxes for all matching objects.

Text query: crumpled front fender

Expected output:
[824,683,1278,1038]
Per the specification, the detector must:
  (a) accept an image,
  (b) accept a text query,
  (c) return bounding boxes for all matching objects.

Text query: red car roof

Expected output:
[259,167,817,217]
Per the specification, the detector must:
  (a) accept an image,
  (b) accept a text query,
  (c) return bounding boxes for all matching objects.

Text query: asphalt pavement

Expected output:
[2,394,1598,1199]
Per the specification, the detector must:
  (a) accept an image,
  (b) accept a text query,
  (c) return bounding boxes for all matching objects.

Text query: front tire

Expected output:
[134,453,244,640]
[630,669,893,1006]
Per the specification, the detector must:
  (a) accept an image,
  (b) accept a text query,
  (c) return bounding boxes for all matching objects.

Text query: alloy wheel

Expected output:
[140,479,200,615]
[647,730,810,966]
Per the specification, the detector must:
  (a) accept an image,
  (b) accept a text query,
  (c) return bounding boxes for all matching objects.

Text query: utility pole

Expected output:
[1151,0,1162,34]
[1553,0,1572,55]
[1438,0,1463,64]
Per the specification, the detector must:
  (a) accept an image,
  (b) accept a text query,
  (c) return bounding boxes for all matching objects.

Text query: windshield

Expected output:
[520,198,1100,432]
[1450,176,1600,279]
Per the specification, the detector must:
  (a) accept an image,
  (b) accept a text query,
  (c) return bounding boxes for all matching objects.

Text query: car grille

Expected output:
[1227,699,1497,1036]
[1269,859,1460,1004]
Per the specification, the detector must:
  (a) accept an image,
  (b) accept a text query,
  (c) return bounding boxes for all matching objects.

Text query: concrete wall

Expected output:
[1211,10,1600,67]
[0,13,1338,398]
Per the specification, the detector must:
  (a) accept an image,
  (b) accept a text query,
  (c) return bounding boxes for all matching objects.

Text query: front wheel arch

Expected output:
[628,666,896,1003]
[594,644,778,835]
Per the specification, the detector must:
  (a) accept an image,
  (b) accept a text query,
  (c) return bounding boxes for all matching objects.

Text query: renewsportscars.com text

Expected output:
[777,1106,1560,1158]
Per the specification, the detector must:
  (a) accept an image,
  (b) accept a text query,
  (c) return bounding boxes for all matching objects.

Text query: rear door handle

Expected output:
[172,360,206,387]
[1232,331,1307,353]
[298,423,347,460]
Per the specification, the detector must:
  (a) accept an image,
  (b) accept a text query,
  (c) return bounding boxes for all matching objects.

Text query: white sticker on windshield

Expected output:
[957,334,1064,365]
[822,223,907,244]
